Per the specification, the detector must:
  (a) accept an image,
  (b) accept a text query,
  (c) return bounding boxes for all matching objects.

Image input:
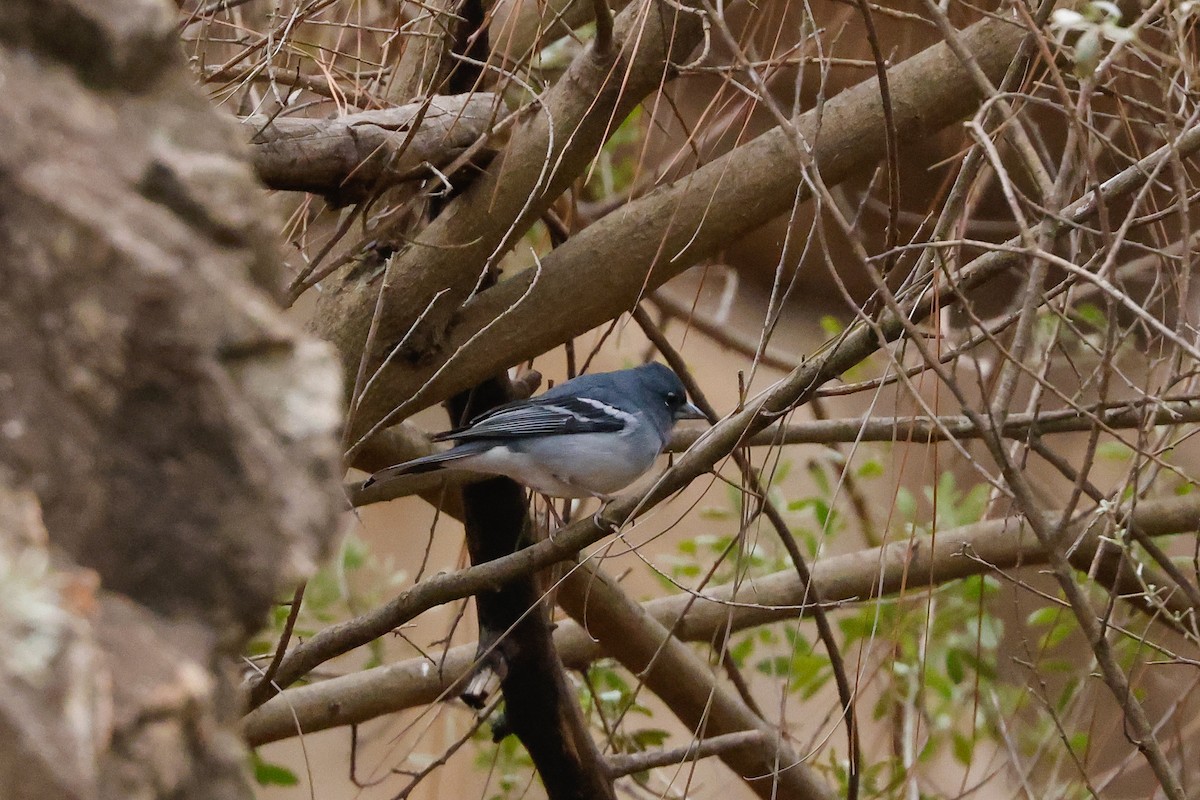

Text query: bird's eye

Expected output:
[665,391,679,405]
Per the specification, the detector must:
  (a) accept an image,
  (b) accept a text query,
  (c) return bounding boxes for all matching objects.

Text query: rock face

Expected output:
[0,1,345,798]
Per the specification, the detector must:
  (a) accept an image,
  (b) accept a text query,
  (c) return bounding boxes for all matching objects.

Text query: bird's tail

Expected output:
[361,443,487,489]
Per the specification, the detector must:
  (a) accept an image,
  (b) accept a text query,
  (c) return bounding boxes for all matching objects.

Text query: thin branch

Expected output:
[247,582,307,709]
[634,307,861,800]
[342,18,1029,433]
[606,730,764,778]
[591,0,613,56]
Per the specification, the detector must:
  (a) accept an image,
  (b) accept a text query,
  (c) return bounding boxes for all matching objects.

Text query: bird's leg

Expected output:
[542,493,567,530]
[591,494,622,534]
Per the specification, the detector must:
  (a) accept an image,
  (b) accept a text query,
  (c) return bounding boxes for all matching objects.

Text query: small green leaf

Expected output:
[251,752,299,787]
[952,731,974,765]
[806,461,832,496]
[856,459,884,479]
[1041,619,1075,650]
[946,648,965,684]
[730,636,755,666]
[632,728,669,748]
[1096,441,1133,461]
[342,535,369,570]
[820,315,844,337]
[839,614,874,644]
[756,656,791,677]
[1027,606,1061,627]
[1075,303,1106,329]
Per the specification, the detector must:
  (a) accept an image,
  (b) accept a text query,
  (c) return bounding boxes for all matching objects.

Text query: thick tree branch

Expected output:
[242,493,1200,744]
[244,93,500,202]
[253,118,1200,706]
[350,101,1200,477]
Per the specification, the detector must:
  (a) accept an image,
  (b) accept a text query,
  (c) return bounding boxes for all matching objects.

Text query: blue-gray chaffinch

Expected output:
[363,363,705,498]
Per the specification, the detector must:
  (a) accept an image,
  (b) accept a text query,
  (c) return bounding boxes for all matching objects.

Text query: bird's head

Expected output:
[634,363,706,434]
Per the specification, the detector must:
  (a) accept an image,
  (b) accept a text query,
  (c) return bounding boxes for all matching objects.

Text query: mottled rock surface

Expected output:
[0,1,345,797]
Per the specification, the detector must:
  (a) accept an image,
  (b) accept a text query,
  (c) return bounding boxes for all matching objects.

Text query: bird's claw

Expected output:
[591,498,622,534]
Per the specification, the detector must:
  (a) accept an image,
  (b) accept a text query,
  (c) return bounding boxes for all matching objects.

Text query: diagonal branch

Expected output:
[254,119,1200,705]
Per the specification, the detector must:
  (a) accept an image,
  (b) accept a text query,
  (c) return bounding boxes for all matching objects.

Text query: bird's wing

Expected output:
[435,395,635,441]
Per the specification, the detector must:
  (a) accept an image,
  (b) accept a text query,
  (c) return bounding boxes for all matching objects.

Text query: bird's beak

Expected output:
[676,402,706,421]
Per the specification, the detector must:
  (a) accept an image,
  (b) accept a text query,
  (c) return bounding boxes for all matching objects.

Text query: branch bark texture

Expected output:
[245,93,501,202]
[557,561,837,800]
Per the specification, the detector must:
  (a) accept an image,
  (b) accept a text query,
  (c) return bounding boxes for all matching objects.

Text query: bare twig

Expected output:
[606,730,765,778]
[247,582,307,709]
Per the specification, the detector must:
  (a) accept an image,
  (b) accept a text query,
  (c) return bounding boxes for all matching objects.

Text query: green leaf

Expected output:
[956,483,991,526]
[1075,303,1106,330]
[1027,606,1062,628]
[632,728,669,748]
[952,731,974,765]
[730,635,756,666]
[838,614,875,644]
[895,487,916,521]
[1096,441,1133,461]
[342,534,369,570]
[799,670,832,699]
[806,461,832,497]
[756,656,791,677]
[856,459,884,479]
[820,315,844,337]
[956,648,997,681]
[1041,619,1075,650]
[251,752,299,787]
[767,460,792,486]
[946,648,965,684]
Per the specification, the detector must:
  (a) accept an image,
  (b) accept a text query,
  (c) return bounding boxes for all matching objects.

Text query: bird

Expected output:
[361,362,706,499]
